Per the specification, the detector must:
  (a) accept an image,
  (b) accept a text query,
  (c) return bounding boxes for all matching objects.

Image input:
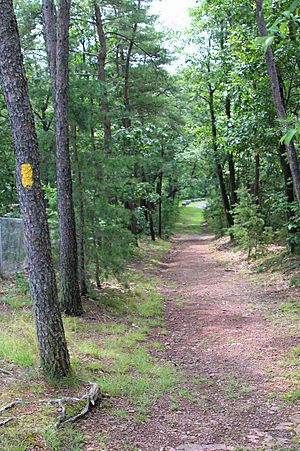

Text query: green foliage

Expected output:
[231,188,273,257]
[204,191,227,236]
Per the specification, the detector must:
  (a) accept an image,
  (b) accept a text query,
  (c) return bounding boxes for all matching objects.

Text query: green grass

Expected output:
[0,313,37,367]
[280,297,300,318]
[221,373,253,399]
[175,202,205,234]
[282,345,300,402]
[0,236,182,448]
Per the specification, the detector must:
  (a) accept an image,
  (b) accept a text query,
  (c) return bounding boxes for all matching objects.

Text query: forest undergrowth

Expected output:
[0,205,299,450]
[0,238,179,450]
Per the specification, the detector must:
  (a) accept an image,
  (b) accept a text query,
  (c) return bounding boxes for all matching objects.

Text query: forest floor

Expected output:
[78,206,300,451]
[0,205,299,450]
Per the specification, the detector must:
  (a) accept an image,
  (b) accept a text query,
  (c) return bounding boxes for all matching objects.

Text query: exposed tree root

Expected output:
[0,417,14,426]
[51,382,101,427]
[0,383,103,428]
[0,400,22,413]
[0,368,14,377]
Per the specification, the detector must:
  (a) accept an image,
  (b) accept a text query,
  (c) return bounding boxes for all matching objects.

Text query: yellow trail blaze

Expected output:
[21,163,33,188]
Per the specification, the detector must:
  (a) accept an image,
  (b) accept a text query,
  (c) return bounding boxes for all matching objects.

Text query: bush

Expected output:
[231,187,273,258]
[204,190,227,236]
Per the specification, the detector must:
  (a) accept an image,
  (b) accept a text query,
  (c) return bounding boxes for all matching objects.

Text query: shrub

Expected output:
[231,187,273,258]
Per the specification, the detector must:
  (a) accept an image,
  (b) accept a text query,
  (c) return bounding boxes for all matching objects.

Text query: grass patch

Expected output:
[222,373,253,399]
[0,312,37,367]
[0,235,179,448]
[282,346,300,402]
[290,275,300,287]
[0,274,31,310]
[280,297,300,318]
[175,202,205,234]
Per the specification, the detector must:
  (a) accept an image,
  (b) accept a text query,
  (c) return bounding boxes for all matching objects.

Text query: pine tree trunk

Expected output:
[157,170,163,238]
[0,0,70,377]
[122,0,140,128]
[255,0,300,207]
[122,31,136,129]
[94,2,112,154]
[148,210,156,241]
[254,152,260,205]
[43,0,83,315]
[72,125,88,296]
[42,0,57,95]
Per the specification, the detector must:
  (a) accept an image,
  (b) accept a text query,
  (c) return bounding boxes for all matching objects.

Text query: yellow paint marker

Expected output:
[21,163,33,188]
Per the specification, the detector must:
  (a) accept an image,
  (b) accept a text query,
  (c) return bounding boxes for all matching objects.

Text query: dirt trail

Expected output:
[85,232,299,450]
[155,233,299,450]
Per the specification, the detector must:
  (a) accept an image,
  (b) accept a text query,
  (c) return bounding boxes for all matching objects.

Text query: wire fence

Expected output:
[0,218,27,276]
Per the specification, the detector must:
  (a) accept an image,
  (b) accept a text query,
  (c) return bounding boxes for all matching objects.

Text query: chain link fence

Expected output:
[0,218,27,276]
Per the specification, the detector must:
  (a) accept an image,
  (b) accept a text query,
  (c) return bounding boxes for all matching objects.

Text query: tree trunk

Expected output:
[94,2,112,154]
[148,209,156,241]
[42,0,57,96]
[157,170,163,238]
[254,152,260,205]
[92,225,101,289]
[277,144,297,252]
[0,0,70,377]
[72,125,88,296]
[255,0,300,207]
[122,0,140,129]
[43,0,83,315]
[209,85,234,229]
[225,95,238,207]
[122,31,136,128]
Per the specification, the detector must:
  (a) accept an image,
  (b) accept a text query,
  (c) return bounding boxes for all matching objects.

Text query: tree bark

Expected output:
[43,0,83,315]
[209,86,234,229]
[0,0,70,377]
[122,0,140,129]
[254,152,260,205]
[42,0,57,95]
[277,144,297,252]
[148,209,156,241]
[72,125,88,296]
[94,2,112,154]
[225,96,238,207]
[122,29,136,128]
[255,0,300,207]
[157,170,163,238]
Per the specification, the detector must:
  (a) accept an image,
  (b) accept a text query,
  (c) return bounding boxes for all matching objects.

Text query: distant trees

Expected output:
[255,0,300,207]
[184,0,300,251]
[0,0,186,311]
[0,0,70,377]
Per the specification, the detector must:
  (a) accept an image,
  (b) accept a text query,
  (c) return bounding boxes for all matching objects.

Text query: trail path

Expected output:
[85,230,299,450]
[153,232,299,450]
